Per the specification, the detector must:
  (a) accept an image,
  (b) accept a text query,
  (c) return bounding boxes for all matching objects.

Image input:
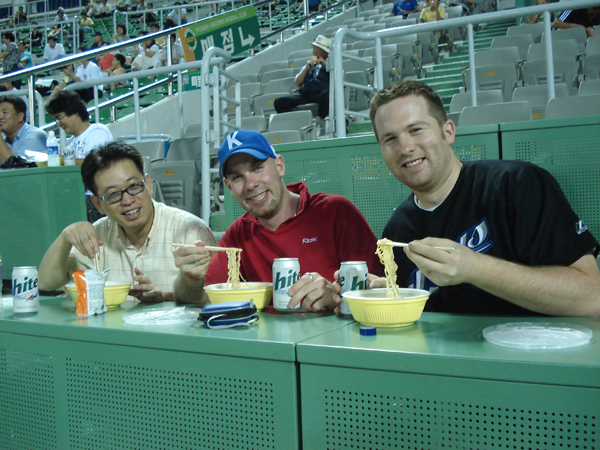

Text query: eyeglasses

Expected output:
[97,180,146,204]
[54,113,66,124]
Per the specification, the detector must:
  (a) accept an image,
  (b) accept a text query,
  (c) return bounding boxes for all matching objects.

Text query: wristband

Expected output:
[184,272,200,282]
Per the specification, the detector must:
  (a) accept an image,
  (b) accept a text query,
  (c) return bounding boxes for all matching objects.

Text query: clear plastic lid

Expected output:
[122,306,200,325]
[483,322,593,349]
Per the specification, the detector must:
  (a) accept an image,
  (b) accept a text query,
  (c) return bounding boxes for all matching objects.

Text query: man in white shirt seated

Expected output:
[47,90,114,221]
[43,35,66,61]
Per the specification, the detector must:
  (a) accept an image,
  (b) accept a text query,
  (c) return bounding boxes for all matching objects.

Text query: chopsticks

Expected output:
[171,243,229,252]
[384,241,459,252]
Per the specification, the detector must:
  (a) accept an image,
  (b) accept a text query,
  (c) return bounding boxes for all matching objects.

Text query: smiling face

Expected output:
[224,153,287,222]
[91,159,154,238]
[0,101,24,139]
[374,95,461,206]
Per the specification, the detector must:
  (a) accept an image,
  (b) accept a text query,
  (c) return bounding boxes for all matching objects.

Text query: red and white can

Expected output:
[12,266,39,313]
[339,261,369,316]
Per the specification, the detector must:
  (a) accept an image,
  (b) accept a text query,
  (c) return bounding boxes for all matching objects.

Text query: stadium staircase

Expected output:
[347,18,514,135]
[421,19,516,110]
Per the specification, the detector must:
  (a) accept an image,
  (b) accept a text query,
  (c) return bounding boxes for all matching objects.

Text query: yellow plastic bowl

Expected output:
[343,288,430,328]
[204,282,273,311]
[66,281,131,309]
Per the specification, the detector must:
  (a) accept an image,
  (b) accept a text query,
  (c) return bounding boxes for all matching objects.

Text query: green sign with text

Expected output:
[179,6,260,63]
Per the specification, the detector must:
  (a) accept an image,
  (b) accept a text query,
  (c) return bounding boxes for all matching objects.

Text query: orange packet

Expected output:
[73,269,109,316]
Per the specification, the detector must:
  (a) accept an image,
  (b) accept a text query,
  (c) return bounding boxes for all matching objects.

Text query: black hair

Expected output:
[47,90,89,122]
[0,95,26,119]
[2,32,15,42]
[114,53,126,65]
[81,142,144,195]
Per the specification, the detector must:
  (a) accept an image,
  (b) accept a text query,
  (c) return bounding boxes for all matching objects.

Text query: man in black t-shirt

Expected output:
[367,80,600,316]
[554,6,600,37]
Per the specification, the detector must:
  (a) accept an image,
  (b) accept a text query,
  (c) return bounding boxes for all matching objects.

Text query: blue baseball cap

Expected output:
[218,130,277,178]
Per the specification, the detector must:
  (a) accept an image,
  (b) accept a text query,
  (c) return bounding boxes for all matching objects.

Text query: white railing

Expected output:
[332,0,600,137]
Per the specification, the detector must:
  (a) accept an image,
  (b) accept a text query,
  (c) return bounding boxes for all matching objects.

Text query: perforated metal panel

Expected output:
[453,128,501,161]
[502,123,600,238]
[302,366,600,450]
[0,348,57,450]
[65,357,277,449]
[0,325,299,450]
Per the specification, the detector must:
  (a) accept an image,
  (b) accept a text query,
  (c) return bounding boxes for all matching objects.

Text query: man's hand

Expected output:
[287,272,340,311]
[129,267,166,302]
[173,241,211,281]
[62,221,103,260]
[404,238,470,286]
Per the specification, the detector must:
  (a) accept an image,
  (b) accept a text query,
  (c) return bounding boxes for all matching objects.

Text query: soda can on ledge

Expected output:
[339,261,369,316]
[12,266,39,313]
[272,258,301,312]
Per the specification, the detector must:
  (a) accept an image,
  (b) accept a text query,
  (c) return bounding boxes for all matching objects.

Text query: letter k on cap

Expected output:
[227,131,242,149]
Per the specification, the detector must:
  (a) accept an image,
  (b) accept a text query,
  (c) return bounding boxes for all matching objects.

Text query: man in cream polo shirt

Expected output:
[39,142,216,305]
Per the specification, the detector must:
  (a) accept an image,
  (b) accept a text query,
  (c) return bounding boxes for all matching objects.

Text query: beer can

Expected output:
[12,266,39,313]
[272,258,301,312]
[339,261,369,316]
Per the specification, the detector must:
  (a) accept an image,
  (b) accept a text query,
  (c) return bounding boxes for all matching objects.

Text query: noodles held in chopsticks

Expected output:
[225,247,245,289]
[375,238,401,298]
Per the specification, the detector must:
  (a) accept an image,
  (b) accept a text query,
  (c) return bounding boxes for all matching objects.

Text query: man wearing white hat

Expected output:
[274,35,332,128]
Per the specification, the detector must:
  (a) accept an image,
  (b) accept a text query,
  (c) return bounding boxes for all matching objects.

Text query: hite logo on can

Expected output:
[12,266,40,313]
[273,258,300,311]
[339,261,368,316]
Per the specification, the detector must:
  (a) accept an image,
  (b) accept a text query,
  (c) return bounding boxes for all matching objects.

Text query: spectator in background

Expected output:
[80,11,95,32]
[18,41,32,68]
[149,22,165,47]
[113,24,129,43]
[116,0,132,12]
[55,6,69,23]
[143,3,158,23]
[165,2,187,27]
[420,0,445,22]
[554,6,600,37]
[47,90,114,221]
[96,0,116,18]
[27,23,43,48]
[0,32,21,74]
[45,56,106,105]
[1,79,29,121]
[131,35,159,70]
[13,6,27,25]
[43,36,66,61]
[89,31,108,65]
[0,96,47,164]
[91,31,108,50]
[79,11,95,41]
[389,0,422,18]
[528,0,550,24]
[154,33,185,67]
[104,53,127,91]
[274,35,331,130]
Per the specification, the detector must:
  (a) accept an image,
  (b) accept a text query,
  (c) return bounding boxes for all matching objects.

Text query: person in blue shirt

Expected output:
[0,96,47,163]
[390,0,422,18]
[17,40,33,68]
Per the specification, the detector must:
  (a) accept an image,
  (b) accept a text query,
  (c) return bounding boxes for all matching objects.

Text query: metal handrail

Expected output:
[332,0,600,137]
